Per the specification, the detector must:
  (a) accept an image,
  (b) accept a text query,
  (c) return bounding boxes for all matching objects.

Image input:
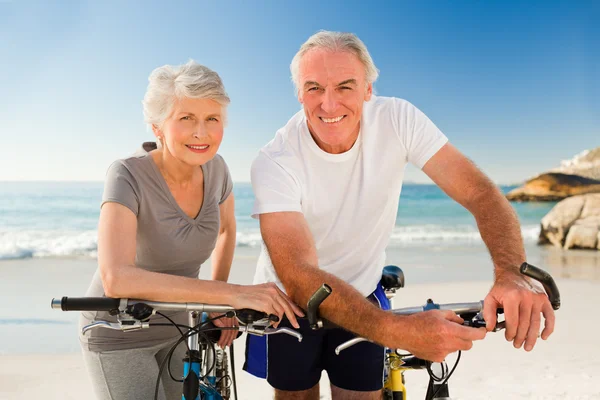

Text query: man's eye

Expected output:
[308,87,320,92]
[180,116,191,121]
[340,86,352,91]
[208,117,219,122]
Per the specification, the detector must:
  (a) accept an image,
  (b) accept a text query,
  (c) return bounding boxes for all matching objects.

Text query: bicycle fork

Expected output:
[183,312,202,400]
[385,351,451,400]
[384,350,407,400]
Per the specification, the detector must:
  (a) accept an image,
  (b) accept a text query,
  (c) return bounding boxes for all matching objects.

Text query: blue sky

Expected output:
[1,1,598,184]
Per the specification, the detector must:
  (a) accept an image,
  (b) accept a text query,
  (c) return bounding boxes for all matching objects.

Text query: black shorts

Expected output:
[243,284,390,392]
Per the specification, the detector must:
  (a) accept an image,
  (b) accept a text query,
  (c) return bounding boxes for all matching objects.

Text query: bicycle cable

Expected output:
[426,359,449,382]
[152,320,217,400]
[156,311,191,383]
[151,313,240,400]
[230,341,238,400]
[426,351,461,400]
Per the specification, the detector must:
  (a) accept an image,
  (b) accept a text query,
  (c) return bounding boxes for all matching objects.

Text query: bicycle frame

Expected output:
[375,261,561,400]
[52,292,315,400]
[383,293,453,400]
[182,311,229,400]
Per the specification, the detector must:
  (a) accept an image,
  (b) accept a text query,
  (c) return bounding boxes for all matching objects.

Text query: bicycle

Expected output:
[333,262,561,400]
[51,286,332,400]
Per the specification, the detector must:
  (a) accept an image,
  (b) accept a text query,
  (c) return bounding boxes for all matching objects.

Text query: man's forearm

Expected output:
[276,260,396,345]
[469,184,526,279]
[259,212,404,348]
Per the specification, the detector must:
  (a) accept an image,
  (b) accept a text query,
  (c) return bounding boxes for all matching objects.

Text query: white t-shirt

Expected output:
[251,96,448,296]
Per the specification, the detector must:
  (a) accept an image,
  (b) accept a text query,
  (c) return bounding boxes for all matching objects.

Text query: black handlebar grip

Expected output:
[307,284,332,330]
[201,321,243,343]
[236,309,271,324]
[268,314,280,323]
[56,297,121,312]
[520,262,561,310]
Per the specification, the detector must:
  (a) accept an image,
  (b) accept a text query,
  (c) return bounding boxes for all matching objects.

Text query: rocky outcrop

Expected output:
[506,173,600,202]
[551,147,600,181]
[539,194,600,250]
[507,147,600,202]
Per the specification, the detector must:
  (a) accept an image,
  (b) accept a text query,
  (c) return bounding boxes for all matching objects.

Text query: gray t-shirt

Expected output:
[80,142,233,352]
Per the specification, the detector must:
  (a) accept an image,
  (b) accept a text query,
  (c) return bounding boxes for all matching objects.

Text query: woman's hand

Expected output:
[208,313,238,348]
[232,283,304,328]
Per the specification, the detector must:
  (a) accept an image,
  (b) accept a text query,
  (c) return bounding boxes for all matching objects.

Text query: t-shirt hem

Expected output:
[251,205,302,219]
[414,136,449,169]
[101,198,139,216]
[218,188,232,205]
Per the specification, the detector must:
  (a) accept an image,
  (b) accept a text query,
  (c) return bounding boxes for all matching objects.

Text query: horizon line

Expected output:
[0,179,523,186]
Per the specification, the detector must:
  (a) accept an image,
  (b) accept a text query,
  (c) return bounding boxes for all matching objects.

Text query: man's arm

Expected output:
[259,211,486,362]
[422,143,555,351]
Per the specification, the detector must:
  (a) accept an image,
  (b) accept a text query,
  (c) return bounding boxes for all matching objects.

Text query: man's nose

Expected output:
[321,89,339,114]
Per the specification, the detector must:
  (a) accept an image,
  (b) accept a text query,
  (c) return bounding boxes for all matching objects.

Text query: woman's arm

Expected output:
[98,201,303,325]
[210,194,236,282]
[98,202,235,304]
[209,194,238,347]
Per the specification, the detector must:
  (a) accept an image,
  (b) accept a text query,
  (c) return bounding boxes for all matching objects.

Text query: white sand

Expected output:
[1,247,599,399]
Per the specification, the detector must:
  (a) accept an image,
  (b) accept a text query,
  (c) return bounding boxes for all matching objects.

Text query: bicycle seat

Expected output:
[380,265,405,290]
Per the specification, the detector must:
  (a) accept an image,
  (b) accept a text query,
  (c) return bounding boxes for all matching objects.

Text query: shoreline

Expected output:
[3,241,598,281]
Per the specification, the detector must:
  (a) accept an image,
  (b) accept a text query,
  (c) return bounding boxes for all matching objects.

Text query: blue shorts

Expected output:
[243,284,390,391]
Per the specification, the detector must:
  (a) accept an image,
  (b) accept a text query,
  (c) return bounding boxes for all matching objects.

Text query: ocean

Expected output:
[0,181,556,260]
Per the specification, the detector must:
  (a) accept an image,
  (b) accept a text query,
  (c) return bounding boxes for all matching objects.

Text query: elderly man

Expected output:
[244,31,555,400]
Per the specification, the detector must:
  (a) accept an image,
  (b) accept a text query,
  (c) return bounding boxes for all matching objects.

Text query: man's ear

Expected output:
[364,82,373,101]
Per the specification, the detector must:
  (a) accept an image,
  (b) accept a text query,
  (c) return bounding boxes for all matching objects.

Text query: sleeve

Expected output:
[396,99,449,169]
[250,151,302,219]
[217,155,233,204]
[101,160,141,216]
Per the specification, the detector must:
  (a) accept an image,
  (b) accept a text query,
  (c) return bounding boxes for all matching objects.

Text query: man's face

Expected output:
[298,48,372,154]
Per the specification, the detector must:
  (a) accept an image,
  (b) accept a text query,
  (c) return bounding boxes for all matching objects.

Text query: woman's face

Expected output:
[154,97,225,166]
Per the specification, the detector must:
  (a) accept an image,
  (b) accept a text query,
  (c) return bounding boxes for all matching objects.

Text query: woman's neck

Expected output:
[152,149,197,185]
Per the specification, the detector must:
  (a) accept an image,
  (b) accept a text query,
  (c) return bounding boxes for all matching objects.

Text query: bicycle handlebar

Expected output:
[51,297,299,341]
[520,262,560,310]
[336,263,560,354]
[392,301,484,316]
[335,301,487,355]
[51,296,121,312]
[51,297,237,314]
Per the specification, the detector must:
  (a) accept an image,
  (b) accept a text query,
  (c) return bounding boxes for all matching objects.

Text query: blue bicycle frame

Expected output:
[182,312,223,400]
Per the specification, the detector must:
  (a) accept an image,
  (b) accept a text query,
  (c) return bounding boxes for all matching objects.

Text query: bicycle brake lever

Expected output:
[81,320,149,335]
[493,321,506,332]
[264,326,303,342]
[242,325,303,342]
[462,315,506,332]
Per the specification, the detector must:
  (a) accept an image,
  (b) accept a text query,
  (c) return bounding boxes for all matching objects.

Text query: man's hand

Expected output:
[393,310,487,362]
[483,271,555,351]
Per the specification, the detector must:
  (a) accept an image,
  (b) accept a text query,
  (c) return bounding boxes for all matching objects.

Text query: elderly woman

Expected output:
[79,60,303,400]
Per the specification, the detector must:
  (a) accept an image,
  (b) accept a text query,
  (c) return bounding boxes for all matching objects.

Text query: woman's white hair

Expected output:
[142,60,230,129]
[290,30,379,94]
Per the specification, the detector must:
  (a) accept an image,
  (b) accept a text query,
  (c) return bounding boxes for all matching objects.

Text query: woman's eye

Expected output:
[208,117,219,122]
[180,116,191,121]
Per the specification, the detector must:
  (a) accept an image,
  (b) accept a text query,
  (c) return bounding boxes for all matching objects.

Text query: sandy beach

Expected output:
[1,244,599,399]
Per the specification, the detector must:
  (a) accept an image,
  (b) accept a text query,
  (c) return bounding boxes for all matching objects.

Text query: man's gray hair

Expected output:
[142,60,230,128]
[290,30,379,94]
